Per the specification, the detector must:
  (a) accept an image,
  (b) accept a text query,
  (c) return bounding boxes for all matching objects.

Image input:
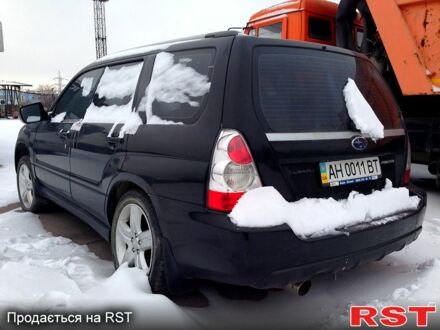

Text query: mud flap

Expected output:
[162,238,196,295]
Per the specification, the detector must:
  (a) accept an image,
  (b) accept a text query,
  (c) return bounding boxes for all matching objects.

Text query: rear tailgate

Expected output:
[253,46,405,201]
[223,39,408,202]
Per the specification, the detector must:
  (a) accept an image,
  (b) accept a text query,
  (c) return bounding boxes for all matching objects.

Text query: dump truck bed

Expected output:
[367,0,440,95]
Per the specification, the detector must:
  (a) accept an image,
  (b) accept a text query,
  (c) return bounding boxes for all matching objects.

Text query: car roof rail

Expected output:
[205,31,240,38]
[89,31,240,66]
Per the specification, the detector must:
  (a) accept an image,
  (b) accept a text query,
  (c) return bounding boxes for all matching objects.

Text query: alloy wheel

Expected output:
[115,203,154,273]
[18,163,34,209]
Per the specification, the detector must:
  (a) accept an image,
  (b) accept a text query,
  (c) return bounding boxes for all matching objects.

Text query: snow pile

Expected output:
[70,120,84,132]
[0,119,23,208]
[50,112,66,123]
[82,63,144,137]
[95,63,143,100]
[138,52,211,124]
[0,209,192,327]
[0,210,112,308]
[73,51,211,133]
[229,179,420,238]
[68,263,189,327]
[80,77,94,97]
[343,78,384,141]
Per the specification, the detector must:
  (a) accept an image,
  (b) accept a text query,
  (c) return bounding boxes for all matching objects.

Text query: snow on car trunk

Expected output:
[229,179,420,238]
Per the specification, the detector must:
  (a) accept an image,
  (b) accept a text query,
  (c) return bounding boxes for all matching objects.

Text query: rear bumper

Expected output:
[157,186,426,289]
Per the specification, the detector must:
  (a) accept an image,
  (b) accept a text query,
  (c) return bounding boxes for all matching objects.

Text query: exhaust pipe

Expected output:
[286,280,312,296]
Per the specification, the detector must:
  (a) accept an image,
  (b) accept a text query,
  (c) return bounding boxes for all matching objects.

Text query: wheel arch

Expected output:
[15,143,30,171]
[106,173,194,295]
[105,173,161,235]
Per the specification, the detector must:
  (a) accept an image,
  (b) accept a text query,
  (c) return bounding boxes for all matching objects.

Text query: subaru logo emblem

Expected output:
[351,136,368,151]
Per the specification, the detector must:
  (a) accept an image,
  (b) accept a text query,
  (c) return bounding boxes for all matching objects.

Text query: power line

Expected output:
[52,70,68,94]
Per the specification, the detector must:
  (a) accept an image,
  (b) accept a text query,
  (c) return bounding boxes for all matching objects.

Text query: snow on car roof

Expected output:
[93,31,240,64]
[94,36,204,64]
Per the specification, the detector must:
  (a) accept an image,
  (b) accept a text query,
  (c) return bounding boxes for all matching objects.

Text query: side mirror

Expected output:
[19,103,48,124]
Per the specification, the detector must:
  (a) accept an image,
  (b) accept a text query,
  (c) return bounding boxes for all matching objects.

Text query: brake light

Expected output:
[207,129,262,212]
[403,139,411,185]
[227,135,252,165]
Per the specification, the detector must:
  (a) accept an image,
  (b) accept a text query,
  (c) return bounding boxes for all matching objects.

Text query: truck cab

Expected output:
[245,0,364,50]
[246,0,440,182]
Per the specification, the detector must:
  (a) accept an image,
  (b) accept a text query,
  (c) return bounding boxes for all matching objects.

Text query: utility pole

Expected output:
[0,21,4,52]
[93,0,109,59]
[52,71,67,94]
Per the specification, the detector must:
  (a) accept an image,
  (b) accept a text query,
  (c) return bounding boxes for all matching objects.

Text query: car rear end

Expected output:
[191,36,426,288]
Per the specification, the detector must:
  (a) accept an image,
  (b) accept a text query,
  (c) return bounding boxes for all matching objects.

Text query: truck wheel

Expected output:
[16,156,46,213]
[111,190,169,295]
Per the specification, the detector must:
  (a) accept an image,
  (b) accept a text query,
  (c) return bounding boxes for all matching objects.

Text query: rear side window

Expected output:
[55,69,103,120]
[259,23,282,39]
[254,47,401,133]
[138,49,215,124]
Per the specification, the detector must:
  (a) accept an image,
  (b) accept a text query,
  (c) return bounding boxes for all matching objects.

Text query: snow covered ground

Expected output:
[0,119,439,329]
[0,209,193,328]
[0,119,23,208]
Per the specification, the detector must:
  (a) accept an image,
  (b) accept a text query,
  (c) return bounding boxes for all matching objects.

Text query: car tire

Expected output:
[111,190,168,295]
[16,156,46,213]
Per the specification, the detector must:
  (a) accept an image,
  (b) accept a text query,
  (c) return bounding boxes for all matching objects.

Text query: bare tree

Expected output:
[35,84,57,110]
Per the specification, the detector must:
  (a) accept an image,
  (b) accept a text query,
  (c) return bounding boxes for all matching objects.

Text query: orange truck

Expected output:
[245,0,440,179]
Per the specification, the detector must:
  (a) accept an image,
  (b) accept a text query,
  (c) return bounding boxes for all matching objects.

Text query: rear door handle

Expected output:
[106,136,124,145]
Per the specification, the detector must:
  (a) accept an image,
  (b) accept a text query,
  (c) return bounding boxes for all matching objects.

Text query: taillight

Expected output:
[207,129,262,212]
[403,138,411,185]
[227,135,252,165]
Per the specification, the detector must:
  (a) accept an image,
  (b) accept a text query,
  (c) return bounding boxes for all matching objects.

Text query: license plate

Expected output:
[319,157,381,187]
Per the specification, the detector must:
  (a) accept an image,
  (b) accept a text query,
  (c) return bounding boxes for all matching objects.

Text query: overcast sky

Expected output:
[0,0,276,89]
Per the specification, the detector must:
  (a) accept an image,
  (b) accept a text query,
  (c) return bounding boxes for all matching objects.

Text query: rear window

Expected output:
[254,47,401,133]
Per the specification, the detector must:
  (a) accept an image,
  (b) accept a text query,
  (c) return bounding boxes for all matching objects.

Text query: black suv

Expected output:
[16,32,426,295]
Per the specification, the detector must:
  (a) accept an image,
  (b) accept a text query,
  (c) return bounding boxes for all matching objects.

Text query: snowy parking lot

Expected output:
[0,118,439,329]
